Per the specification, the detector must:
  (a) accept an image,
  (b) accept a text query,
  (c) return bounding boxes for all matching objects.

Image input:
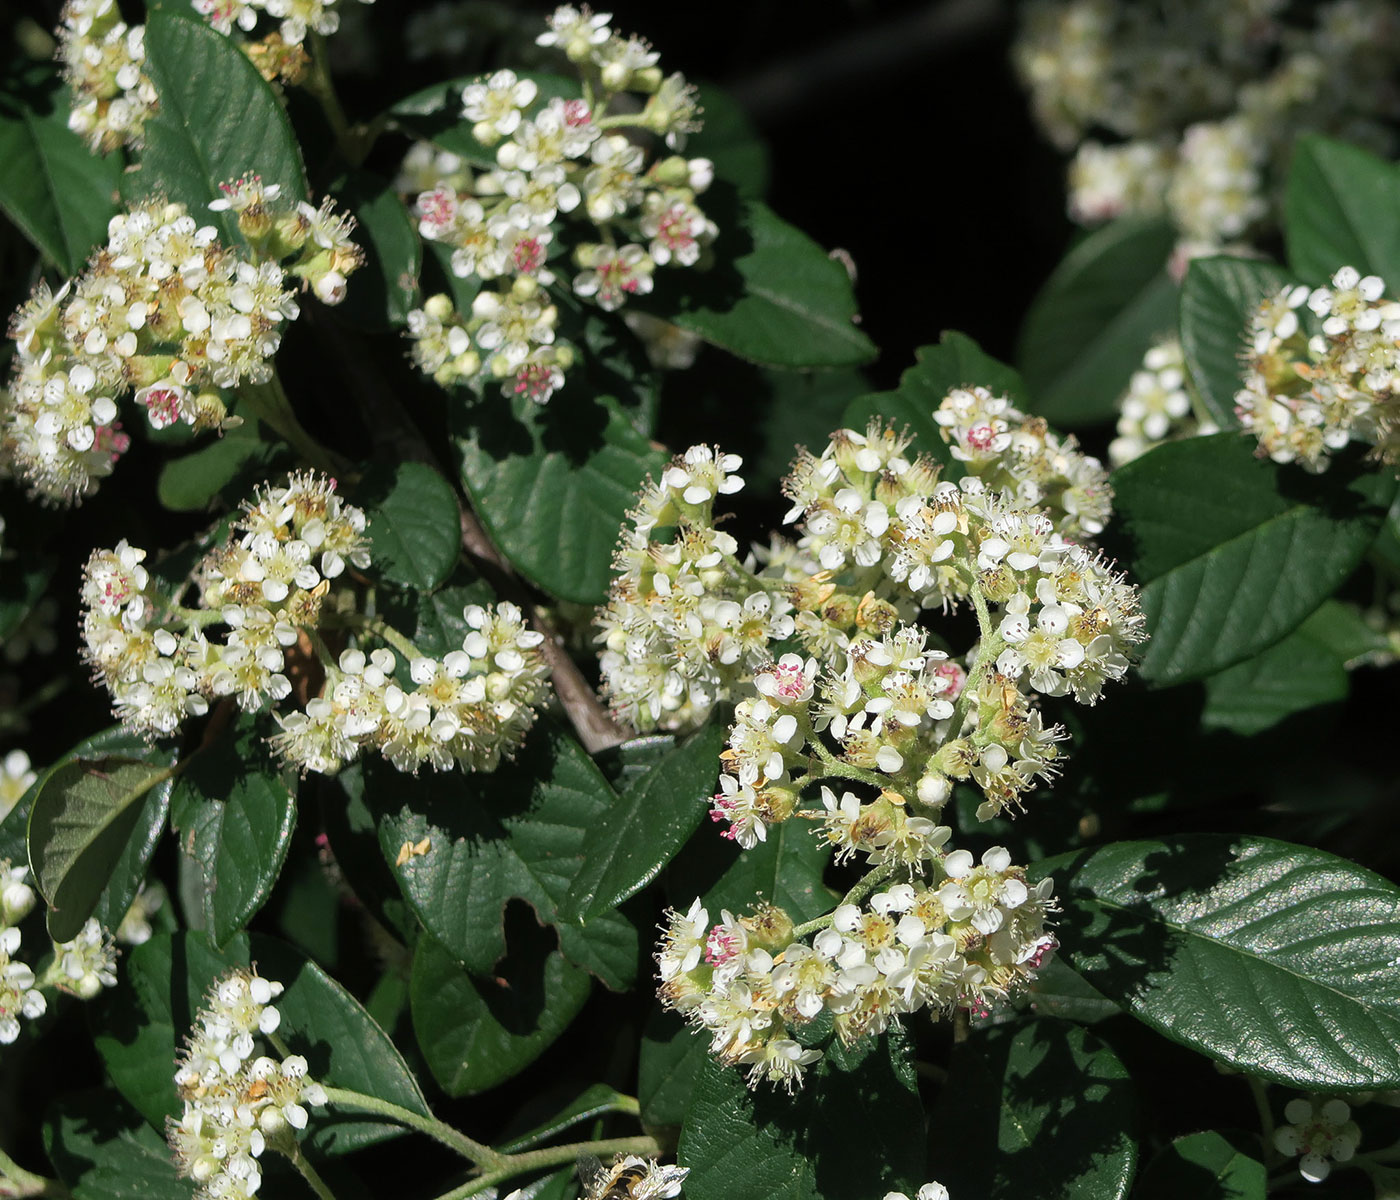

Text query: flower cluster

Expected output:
[406,6,717,405]
[58,0,157,154]
[1273,1096,1362,1183]
[582,1156,689,1200]
[1237,266,1400,472]
[0,190,361,504]
[0,862,119,1046]
[168,968,327,1199]
[1108,337,1213,467]
[658,846,1057,1090]
[1014,0,1400,262]
[193,0,375,47]
[79,472,551,775]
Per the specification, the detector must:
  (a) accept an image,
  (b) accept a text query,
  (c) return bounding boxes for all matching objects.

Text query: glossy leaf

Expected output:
[411,930,591,1096]
[1017,217,1178,426]
[169,717,297,946]
[498,1082,638,1152]
[0,65,122,275]
[1109,434,1395,683]
[157,419,279,512]
[698,820,834,925]
[331,169,422,328]
[1285,136,1400,285]
[1178,257,1297,428]
[688,83,770,199]
[930,1020,1137,1200]
[679,1033,922,1200]
[457,391,666,605]
[561,723,725,920]
[646,199,876,369]
[369,721,638,990]
[1037,835,1400,1089]
[364,460,462,591]
[126,10,307,243]
[44,1091,193,1200]
[844,330,1027,463]
[28,744,177,942]
[1137,1131,1266,1200]
[1025,958,1121,1025]
[638,1008,708,1128]
[749,366,868,493]
[92,932,430,1154]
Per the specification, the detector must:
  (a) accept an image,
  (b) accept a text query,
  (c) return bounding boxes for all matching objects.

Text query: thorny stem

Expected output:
[322,1086,507,1169]
[791,860,898,938]
[238,371,344,475]
[285,1144,338,1200]
[0,1147,67,1199]
[432,1135,664,1200]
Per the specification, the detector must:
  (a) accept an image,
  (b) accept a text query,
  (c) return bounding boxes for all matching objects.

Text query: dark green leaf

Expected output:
[688,83,769,199]
[700,821,834,924]
[646,199,875,369]
[1036,835,1400,1089]
[679,1032,922,1200]
[331,169,422,328]
[28,744,177,943]
[0,558,55,644]
[844,331,1028,462]
[1109,434,1396,683]
[749,367,867,493]
[169,716,297,946]
[638,1008,707,1128]
[364,461,462,591]
[126,10,308,243]
[1199,603,1355,736]
[92,931,430,1154]
[411,930,590,1096]
[1179,257,1297,428]
[1017,217,1178,426]
[561,723,725,920]
[1137,1131,1266,1200]
[929,1020,1137,1200]
[157,420,278,512]
[44,1091,193,1200]
[456,391,666,605]
[498,1082,638,1153]
[369,721,639,990]
[405,569,496,658]
[1025,958,1121,1025]
[1285,136,1400,285]
[390,72,581,169]
[0,65,122,275]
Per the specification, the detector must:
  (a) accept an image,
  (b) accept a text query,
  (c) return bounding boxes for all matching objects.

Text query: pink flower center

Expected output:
[418,187,457,230]
[94,423,130,462]
[512,363,557,402]
[766,663,809,703]
[966,424,997,451]
[933,662,966,699]
[704,926,740,966]
[563,99,591,127]
[512,236,544,274]
[656,207,695,250]
[140,387,183,428]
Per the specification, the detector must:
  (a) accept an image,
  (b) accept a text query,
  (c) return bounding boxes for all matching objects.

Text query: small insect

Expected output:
[577,1155,687,1200]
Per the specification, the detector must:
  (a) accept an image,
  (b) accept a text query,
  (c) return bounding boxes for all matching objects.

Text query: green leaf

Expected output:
[389,71,581,168]
[44,1091,193,1200]
[1286,136,1400,285]
[126,10,308,244]
[1137,1131,1266,1200]
[169,716,297,946]
[368,721,639,990]
[411,930,591,1096]
[679,1033,922,1200]
[331,169,422,328]
[699,821,834,925]
[0,65,122,275]
[405,569,496,657]
[929,1020,1137,1200]
[638,1008,708,1128]
[157,420,278,512]
[0,558,55,644]
[1036,835,1400,1089]
[749,367,867,494]
[498,1082,638,1152]
[561,723,725,921]
[844,331,1028,461]
[688,83,769,199]
[1025,958,1121,1025]
[92,931,431,1154]
[1199,603,1356,736]
[1179,257,1298,428]
[644,198,876,369]
[1017,217,1179,426]
[364,460,462,591]
[456,391,666,605]
[28,744,178,943]
[1109,434,1396,684]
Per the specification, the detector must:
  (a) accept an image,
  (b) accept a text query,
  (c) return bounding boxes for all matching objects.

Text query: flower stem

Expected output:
[322,611,424,663]
[0,1146,68,1198]
[321,1086,507,1169]
[791,860,897,938]
[948,575,1004,733]
[431,1135,664,1200]
[806,738,890,791]
[238,372,343,475]
[1248,1076,1280,1167]
[285,1145,337,1200]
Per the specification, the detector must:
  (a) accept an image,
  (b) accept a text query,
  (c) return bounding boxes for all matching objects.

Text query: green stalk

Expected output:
[321,1087,507,1170]
[0,1146,68,1198]
[791,860,898,938]
[238,372,343,475]
[285,1144,338,1200]
[431,1135,663,1200]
